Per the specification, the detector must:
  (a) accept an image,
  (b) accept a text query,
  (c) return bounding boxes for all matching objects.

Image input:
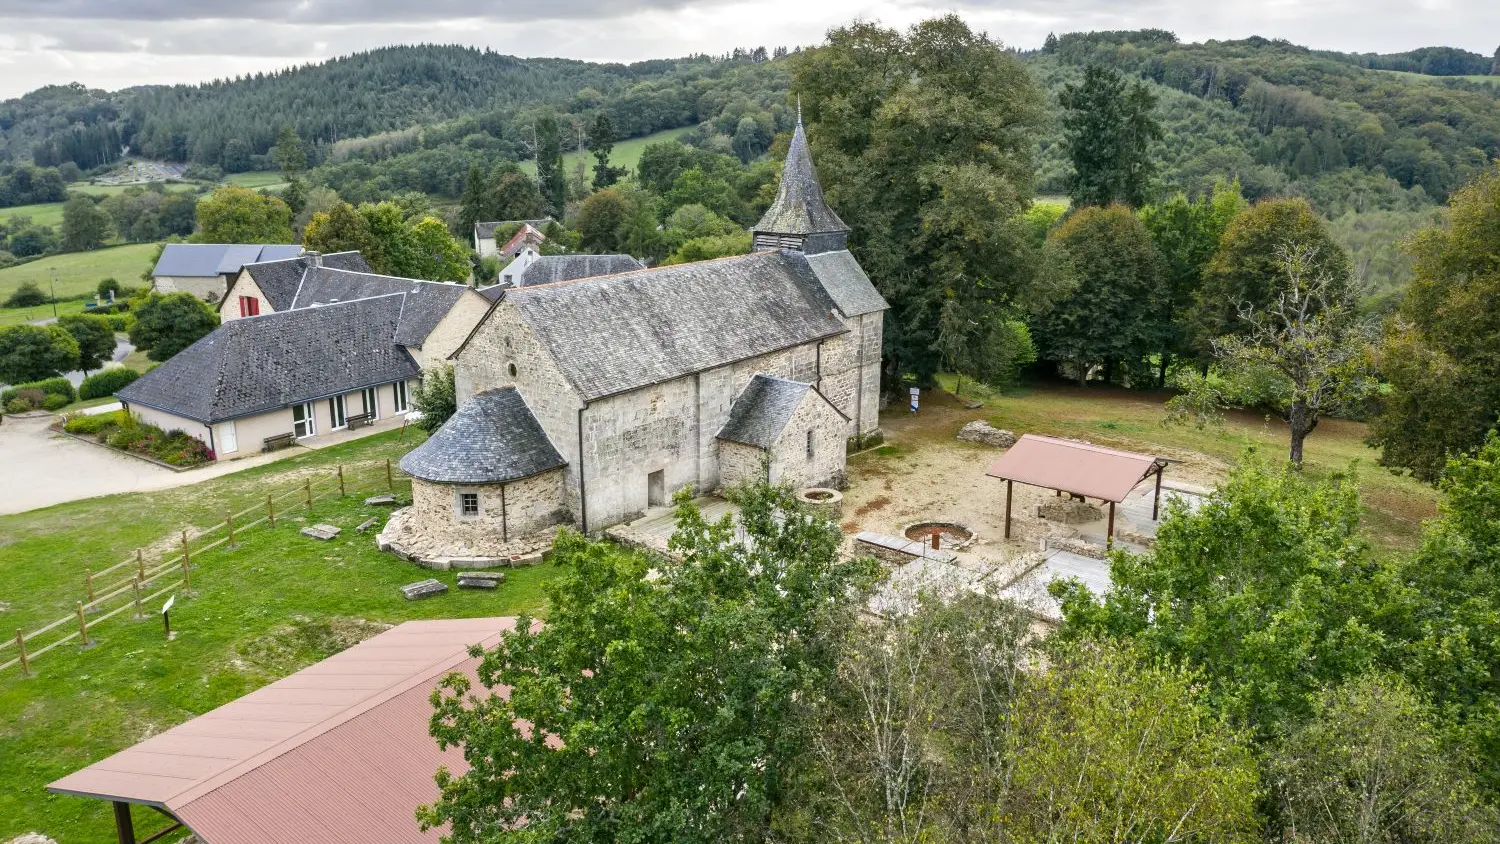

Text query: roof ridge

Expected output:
[509,250,777,294]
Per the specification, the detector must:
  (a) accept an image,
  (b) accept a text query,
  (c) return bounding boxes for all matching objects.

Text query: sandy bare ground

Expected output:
[840,388,1226,574]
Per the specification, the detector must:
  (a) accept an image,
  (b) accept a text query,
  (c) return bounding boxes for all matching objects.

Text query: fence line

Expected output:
[1,459,410,674]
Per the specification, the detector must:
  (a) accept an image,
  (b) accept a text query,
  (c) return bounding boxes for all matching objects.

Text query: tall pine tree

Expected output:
[590,114,626,188]
[534,113,566,215]
[1059,65,1163,209]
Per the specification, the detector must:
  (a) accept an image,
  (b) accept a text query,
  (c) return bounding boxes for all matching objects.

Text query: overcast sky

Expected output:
[0,0,1495,99]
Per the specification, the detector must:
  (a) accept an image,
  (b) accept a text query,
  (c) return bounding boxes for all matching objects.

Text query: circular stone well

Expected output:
[902,521,975,551]
[797,487,844,517]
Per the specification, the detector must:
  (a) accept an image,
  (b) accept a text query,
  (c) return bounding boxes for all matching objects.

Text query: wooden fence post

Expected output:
[16,630,28,676]
[182,554,192,593]
[267,494,275,527]
[76,602,89,645]
[85,569,94,604]
[305,478,313,510]
[133,576,143,619]
[226,510,234,546]
[182,530,190,570]
[386,458,394,491]
[338,465,346,497]
[137,548,145,581]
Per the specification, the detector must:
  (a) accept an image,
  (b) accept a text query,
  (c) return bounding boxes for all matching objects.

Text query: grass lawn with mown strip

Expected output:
[518,125,694,178]
[0,298,88,326]
[0,243,159,302]
[0,428,561,843]
[224,170,288,190]
[935,376,1438,554]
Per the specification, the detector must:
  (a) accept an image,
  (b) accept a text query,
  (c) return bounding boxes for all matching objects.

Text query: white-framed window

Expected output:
[361,387,378,421]
[393,380,409,413]
[293,402,316,438]
[217,421,238,454]
[456,491,480,519]
[329,394,347,430]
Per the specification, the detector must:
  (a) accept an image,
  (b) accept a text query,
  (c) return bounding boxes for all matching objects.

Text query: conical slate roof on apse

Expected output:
[753,116,850,236]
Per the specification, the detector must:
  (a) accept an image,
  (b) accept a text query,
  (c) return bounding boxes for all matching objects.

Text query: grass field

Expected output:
[70,182,200,198]
[0,200,66,229]
[0,298,88,326]
[0,429,561,843]
[518,126,694,178]
[0,243,158,303]
[1376,69,1500,86]
[225,170,289,190]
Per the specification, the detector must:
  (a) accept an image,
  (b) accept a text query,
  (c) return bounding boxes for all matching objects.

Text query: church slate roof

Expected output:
[805,250,889,317]
[288,267,468,348]
[117,294,420,425]
[241,251,373,311]
[753,119,850,237]
[399,388,565,484]
[717,374,817,449]
[498,251,849,402]
[479,254,645,301]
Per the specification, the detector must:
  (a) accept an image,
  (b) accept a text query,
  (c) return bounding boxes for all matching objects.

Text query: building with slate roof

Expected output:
[474,218,553,258]
[117,291,442,460]
[219,250,373,320]
[390,111,886,552]
[152,243,303,302]
[479,254,644,298]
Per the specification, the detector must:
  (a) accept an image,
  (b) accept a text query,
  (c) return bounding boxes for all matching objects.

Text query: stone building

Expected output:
[390,115,886,557]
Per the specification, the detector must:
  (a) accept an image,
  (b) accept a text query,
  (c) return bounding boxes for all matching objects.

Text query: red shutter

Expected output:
[240,296,260,317]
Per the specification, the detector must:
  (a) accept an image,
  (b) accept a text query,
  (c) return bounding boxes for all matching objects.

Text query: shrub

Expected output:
[13,388,45,409]
[3,281,48,308]
[97,277,120,298]
[79,367,139,400]
[2,376,77,405]
[5,398,29,414]
[103,313,135,332]
[63,409,126,438]
[41,393,68,411]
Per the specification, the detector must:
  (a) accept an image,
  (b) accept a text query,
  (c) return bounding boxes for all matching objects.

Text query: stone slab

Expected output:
[401,578,448,600]
[356,518,379,533]
[956,420,1016,449]
[458,572,506,589]
[300,524,341,541]
[364,494,397,506]
[854,531,958,564]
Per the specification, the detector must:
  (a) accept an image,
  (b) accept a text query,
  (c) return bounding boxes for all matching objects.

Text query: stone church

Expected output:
[387,116,886,559]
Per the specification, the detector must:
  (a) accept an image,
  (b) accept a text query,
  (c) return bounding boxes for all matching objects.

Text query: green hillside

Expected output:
[517,126,694,178]
[0,242,157,301]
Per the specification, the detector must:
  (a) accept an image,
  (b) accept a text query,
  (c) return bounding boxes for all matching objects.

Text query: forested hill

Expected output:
[0,44,791,170]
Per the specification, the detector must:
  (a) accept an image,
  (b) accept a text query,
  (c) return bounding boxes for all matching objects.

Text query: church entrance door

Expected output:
[648,470,665,507]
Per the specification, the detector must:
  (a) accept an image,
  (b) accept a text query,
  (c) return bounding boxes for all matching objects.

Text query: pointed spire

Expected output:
[751,103,849,249]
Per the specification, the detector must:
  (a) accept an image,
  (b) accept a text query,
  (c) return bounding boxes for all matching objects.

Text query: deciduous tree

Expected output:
[0,324,79,383]
[128,293,219,362]
[402,217,470,282]
[57,314,116,374]
[419,486,879,843]
[193,185,294,244]
[411,365,455,432]
[60,194,111,252]
[270,125,307,177]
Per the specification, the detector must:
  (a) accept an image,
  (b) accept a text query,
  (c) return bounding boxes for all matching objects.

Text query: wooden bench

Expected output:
[262,432,297,452]
[346,413,374,429]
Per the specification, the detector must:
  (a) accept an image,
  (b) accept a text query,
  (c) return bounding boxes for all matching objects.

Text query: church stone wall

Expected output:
[408,469,569,550]
[767,392,848,490]
[717,441,768,489]
[454,301,585,519]
[856,313,883,436]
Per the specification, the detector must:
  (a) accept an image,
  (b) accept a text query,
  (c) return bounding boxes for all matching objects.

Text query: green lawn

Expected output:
[225,170,289,190]
[0,298,88,326]
[0,243,159,302]
[519,126,694,178]
[0,200,66,229]
[70,182,199,198]
[0,429,561,843]
[1375,69,1500,86]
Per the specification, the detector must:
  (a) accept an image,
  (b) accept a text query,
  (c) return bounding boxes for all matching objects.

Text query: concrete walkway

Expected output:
[0,412,415,516]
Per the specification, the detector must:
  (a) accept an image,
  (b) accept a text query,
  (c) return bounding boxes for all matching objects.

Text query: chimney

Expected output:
[305,250,323,268]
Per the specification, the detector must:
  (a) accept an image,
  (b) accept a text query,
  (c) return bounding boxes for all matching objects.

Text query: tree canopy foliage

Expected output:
[128,293,219,362]
[1059,65,1163,208]
[193,185,294,244]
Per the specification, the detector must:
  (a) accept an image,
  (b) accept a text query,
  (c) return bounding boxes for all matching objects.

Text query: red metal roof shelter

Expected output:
[48,617,521,844]
[986,434,1168,543]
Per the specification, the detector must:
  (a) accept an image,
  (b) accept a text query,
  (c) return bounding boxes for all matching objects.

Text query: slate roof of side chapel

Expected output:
[400,388,565,484]
[753,118,850,237]
[491,250,850,402]
[717,374,846,449]
[479,254,645,301]
[288,267,469,347]
[117,294,420,424]
[240,251,374,311]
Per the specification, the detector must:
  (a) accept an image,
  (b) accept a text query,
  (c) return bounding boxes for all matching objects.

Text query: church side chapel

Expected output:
[384,114,887,563]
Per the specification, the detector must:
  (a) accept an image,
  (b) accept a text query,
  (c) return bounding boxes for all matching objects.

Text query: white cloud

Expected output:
[0,0,1494,98]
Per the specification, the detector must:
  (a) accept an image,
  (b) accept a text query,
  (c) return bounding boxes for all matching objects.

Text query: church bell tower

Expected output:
[751,103,851,255]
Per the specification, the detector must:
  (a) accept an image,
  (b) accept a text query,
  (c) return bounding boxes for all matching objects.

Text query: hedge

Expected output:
[78,368,140,400]
[1,376,76,405]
